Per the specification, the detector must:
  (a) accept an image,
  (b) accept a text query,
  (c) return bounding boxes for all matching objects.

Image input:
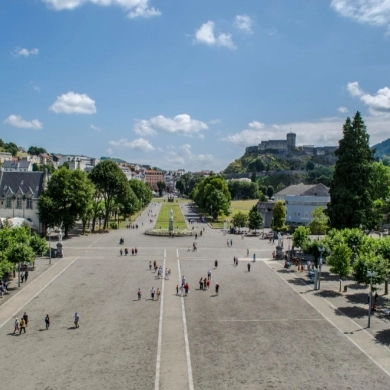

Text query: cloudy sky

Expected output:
[1,0,390,171]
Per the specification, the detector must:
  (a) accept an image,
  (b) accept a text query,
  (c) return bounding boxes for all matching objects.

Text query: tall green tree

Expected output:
[308,206,329,235]
[128,180,153,206]
[231,212,248,228]
[327,112,375,229]
[272,200,286,230]
[157,181,166,197]
[89,160,130,229]
[248,205,263,232]
[208,190,230,220]
[38,168,95,237]
[266,185,274,199]
[292,226,310,249]
[327,243,352,291]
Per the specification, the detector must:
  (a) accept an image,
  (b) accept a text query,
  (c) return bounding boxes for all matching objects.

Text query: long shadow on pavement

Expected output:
[314,290,343,299]
[334,306,367,319]
[347,283,368,290]
[345,292,369,305]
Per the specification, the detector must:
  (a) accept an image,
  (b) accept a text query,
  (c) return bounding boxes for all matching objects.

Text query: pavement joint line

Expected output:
[88,234,105,248]
[177,251,194,390]
[273,259,390,354]
[0,256,79,330]
[264,259,390,378]
[207,319,327,322]
[154,249,166,390]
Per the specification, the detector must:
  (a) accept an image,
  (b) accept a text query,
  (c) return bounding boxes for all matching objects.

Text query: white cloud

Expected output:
[3,115,43,129]
[50,92,96,114]
[221,114,390,148]
[165,143,219,170]
[133,119,157,135]
[194,21,236,49]
[12,47,39,57]
[221,121,267,147]
[331,0,390,31]
[109,137,155,152]
[234,15,253,33]
[337,106,348,113]
[209,119,221,125]
[33,86,41,92]
[90,124,101,131]
[347,81,364,97]
[248,121,265,130]
[133,114,208,136]
[347,81,390,114]
[42,0,160,18]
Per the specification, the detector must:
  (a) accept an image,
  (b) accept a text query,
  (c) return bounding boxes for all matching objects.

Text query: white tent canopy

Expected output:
[0,217,36,229]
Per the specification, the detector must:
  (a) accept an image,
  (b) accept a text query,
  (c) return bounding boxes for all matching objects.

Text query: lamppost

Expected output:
[48,228,53,265]
[318,247,325,290]
[367,270,377,328]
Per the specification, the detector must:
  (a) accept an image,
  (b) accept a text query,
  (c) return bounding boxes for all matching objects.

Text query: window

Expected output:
[6,198,11,208]
[16,197,22,209]
[26,198,32,209]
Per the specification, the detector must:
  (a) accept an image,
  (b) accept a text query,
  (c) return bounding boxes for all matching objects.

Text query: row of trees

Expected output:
[38,160,153,236]
[292,226,389,292]
[0,223,48,279]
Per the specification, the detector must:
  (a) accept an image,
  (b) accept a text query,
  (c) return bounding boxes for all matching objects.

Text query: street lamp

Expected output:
[318,247,325,290]
[48,228,53,265]
[367,270,377,328]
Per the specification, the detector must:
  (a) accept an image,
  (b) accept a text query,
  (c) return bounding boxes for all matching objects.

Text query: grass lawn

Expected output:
[155,203,188,229]
[209,199,258,228]
[152,197,189,203]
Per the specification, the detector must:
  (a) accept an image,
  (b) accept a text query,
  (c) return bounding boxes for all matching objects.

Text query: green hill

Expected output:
[373,138,390,159]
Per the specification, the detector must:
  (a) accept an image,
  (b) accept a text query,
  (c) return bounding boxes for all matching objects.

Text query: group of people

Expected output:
[125,224,138,229]
[13,312,80,335]
[119,247,138,256]
[0,279,9,297]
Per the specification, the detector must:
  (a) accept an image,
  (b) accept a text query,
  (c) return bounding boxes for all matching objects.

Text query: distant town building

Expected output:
[245,132,337,156]
[1,159,33,172]
[145,170,164,191]
[0,152,13,163]
[0,171,47,233]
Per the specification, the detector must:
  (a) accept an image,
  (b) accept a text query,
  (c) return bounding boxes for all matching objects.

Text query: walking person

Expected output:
[207,269,212,280]
[149,261,152,270]
[120,248,123,256]
[131,248,134,255]
[230,239,233,247]
[215,283,219,295]
[206,279,210,290]
[184,283,189,296]
[247,263,251,272]
[247,248,249,257]
[19,317,26,334]
[150,287,156,300]
[45,314,50,330]
[23,312,29,327]
[214,259,218,269]
[125,248,128,256]
[176,285,179,295]
[21,272,25,283]
[253,253,256,262]
[199,278,203,290]
[156,288,161,300]
[135,248,138,255]
[13,318,20,334]
[24,268,29,282]
[74,312,80,328]
[138,288,142,300]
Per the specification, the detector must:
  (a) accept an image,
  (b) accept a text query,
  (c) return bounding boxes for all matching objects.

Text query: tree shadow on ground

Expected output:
[276,269,296,274]
[345,293,369,305]
[374,329,390,346]
[314,290,342,299]
[334,306,367,319]
[286,278,308,286]
[347,283,368,290]
[320,271,349,283]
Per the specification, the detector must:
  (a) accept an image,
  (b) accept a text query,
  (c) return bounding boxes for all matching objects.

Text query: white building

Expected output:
[0,171,47,233]
[1,159,33,172]
[274,184,330,225]
[0,152,13,163]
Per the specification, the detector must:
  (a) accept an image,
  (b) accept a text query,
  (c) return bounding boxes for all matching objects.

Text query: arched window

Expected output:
[16,197,22,209]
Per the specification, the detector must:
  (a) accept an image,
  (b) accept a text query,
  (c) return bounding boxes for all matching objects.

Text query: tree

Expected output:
[231,212,248,228]
[308,206,329,235]
[248,205,263,232]
[266,185,274,199]
[327,243,352,291]
[208,190,230,220]
[353,252,388,288]
[28,146,47,156]
[327,112,375,229]
[38,168,95,237]
[4,142,18,156]
[292,226,310,249]
[272,200,286,230]
[129,180,153,207]
[29,234,48,256]
[157,181,166,197]
[371,162,390,201]
[89,160,130,229]
[304,239,328,268]
[306,160,315,171]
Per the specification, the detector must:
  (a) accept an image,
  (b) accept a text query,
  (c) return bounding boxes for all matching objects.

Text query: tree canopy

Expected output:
[327,112,375,229]
[272,200,286,230]
[248,205,263,232]
[231,212,248,228]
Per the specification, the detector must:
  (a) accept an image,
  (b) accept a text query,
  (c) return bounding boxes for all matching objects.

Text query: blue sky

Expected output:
[1,0,390,171]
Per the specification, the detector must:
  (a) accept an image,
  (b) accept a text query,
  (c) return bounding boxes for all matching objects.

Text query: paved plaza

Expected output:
[1,202,390,389]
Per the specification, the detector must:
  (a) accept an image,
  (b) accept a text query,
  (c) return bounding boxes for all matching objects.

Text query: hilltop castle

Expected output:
[245,132,337,156]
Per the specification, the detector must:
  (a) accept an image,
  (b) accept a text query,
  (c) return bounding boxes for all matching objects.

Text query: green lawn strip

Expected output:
[230,200,258,215]
[155,203,187,229]
[152,197,189,203]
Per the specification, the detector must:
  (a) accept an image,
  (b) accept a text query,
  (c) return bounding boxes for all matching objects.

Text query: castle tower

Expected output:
[286,132,296,151]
